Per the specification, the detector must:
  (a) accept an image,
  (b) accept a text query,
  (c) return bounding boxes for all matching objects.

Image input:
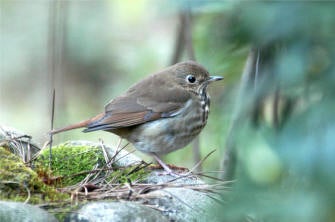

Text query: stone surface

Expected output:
[139,171,222,221]
[65,201,169,222]
[142,187,221,222]
[0,201,58,222]
[65,172,222,222]
[0,125,40,162]
[145,170,205,184]
[1,130,222,221]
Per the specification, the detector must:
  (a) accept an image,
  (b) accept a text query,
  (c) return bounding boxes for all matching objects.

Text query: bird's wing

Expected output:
[84,74,191,132]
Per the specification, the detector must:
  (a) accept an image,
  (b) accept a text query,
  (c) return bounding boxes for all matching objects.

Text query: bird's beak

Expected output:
[208,76,224,82]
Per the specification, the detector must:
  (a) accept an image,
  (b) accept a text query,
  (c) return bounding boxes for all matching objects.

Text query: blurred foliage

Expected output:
[1,1,335,221]
[188,1,335,222]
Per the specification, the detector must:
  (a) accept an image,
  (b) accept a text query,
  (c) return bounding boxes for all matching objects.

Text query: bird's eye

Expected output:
[186,75,196,83]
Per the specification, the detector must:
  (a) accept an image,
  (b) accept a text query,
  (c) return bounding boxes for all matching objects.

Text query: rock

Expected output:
[142,187,220,221]
[35,140,145,187]
[65,172,222,222]
[139,172,222,221]
[63,140,142,167]
[0,125,40,162]
[145,170,205,184]
[0,147,66,204]
[1,135,223,221]
[66,201,169,222]
[0,201,58,222]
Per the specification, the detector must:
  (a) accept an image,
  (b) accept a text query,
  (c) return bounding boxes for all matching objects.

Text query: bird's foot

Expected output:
[150,153,192,177]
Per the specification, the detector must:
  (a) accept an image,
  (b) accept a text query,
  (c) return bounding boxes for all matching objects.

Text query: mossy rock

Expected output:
[0,147,67,204]
[35,141,106,187]
[35,141,148,187]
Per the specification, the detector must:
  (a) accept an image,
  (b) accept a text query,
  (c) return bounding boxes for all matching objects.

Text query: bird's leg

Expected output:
[151,153,174,175]
[151,153,193,177]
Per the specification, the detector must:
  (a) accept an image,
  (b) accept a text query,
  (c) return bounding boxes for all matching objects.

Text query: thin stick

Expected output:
[49,88,55,169]
[188,149,216,174]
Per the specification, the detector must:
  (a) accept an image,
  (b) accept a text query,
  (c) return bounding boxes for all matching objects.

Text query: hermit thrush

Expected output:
[51,61,223,174]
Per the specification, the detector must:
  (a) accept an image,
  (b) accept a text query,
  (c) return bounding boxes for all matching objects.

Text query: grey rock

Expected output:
[140,171,222,221]
[65,201,169,222]
[0,125,40,162]
[143,187,221,222]
[66,172,222,222]
[0,201,58,222]
[144,170,205,184]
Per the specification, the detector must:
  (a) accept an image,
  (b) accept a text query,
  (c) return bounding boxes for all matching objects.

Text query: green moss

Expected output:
[0,147,68,204]
[35,142,106,187]
[35,141,149,187]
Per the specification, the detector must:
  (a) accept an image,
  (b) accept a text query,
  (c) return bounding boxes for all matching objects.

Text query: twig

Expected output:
[98,139,113,168]
[188,149,216,174]
[49,89,55,169]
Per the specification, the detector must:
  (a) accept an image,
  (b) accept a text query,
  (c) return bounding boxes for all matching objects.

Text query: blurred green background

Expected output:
[1,1,335,221]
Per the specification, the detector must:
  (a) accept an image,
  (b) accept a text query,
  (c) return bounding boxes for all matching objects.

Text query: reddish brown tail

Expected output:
[50,119,90,135]
[50,113,105,135]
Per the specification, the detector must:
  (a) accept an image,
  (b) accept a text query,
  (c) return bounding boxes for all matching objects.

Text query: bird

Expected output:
[51,61,223,174]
